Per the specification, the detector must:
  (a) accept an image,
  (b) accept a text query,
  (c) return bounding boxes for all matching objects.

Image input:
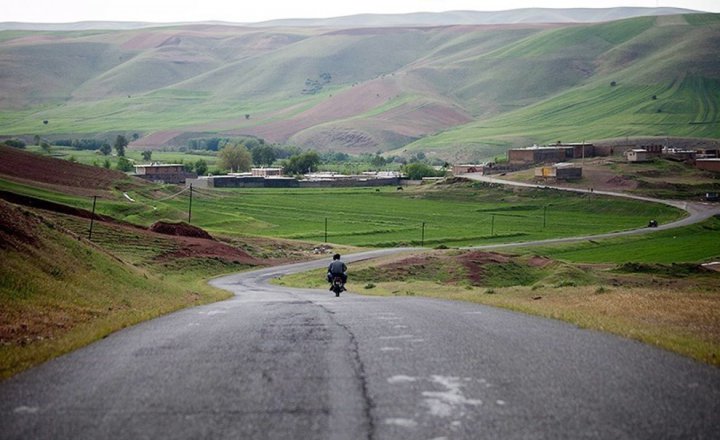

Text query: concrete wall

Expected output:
[186,176,401,188]
[299,177,401,188]
[136,172,196,184]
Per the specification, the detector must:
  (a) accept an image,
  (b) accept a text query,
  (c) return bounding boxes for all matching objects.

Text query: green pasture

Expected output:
[136,184,683,248]
[24,146,218,169]
[2,174,705,253]
[526,216,720,264]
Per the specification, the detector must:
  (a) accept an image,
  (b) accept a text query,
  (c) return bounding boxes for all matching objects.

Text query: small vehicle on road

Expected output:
[648,219,658,228]
[330,275,345,297]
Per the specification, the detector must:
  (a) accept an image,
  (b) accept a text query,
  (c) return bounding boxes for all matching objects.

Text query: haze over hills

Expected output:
[0,7,700,30]
[0,8,718,161]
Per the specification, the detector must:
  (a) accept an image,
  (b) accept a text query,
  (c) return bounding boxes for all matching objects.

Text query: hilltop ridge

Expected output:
[1,10,718,161]
[0,7,700,30]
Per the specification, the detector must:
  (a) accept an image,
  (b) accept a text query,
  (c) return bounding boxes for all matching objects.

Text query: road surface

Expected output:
[1,249,719,439]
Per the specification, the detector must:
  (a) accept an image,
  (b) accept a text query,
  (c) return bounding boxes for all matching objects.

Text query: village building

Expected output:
[187,170,401,189]
[508,143,594,165]
[625,145,663,162]
[534,162,583,181]
[625,149,654,162]
[251,167,283,177]
[133,163,196,184]
[452,164,486,175]
[696,159,720,173]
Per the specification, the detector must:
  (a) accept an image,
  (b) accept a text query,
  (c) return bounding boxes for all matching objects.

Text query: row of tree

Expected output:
[216,142,321,175]
[3,133,446,180]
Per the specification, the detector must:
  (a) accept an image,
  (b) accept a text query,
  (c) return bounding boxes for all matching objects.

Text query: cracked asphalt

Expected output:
[1,249,719,439]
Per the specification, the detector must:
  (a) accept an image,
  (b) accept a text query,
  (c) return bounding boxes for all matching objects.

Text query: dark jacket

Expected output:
[328,260,347,275]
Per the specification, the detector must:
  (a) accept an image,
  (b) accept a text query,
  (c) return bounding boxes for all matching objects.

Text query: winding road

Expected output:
[1,180,719,439]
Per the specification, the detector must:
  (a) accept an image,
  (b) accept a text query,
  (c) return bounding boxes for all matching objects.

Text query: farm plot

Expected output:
[154,184,684,247]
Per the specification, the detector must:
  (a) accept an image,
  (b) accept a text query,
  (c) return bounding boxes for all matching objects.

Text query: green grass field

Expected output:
[24,146,219,169]
[137,183,684,247]
[527,216,720,264]
[0,177,686,248]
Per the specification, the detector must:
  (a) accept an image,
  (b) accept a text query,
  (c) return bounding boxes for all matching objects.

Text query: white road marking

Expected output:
[384,418,418,428]
[422,376,483,418]
[379,335,414,340]
[14,406,39,414]
[380,347,402,352]
[387,375,418,384]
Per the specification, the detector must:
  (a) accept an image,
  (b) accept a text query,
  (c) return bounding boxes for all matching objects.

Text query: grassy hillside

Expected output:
[0,198,232,379]
[1,14,718,160]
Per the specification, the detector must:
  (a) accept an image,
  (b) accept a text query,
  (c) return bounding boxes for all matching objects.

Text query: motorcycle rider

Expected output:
[327,253,348,291]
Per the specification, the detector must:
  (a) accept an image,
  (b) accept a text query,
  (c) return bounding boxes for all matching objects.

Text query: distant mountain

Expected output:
[1,11,718,162]
[0,7,700,31]
[255,7,700,27]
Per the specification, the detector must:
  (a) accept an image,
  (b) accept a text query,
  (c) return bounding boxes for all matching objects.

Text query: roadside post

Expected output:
[188,184,193,223]
[88,195,97,240]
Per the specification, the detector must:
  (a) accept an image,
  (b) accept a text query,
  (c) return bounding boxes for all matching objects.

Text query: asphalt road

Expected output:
[2,248,719,439]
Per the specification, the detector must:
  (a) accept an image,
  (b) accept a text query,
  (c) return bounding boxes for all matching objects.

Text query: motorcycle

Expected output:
[331,275,345,297]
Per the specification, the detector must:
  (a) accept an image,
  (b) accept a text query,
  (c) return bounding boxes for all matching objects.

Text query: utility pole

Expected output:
[543,205,548,229]
[325,217,328,243]
[421,222,426,247]
[188,184,193,223]
[491,214,495,236]
[88,195,97,240]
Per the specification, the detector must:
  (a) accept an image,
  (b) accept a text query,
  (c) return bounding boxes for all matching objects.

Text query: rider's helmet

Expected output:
[333,253,341,260]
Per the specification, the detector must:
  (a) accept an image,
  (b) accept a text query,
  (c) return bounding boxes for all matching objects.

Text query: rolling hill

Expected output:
[0,10,718,161]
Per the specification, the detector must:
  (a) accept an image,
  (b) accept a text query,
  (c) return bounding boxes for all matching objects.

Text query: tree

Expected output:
[116,156,134,172]
[242,137,261,151]
[282,151,320,175]
[195,159,208,176]
[40,142,51,154]
[4,139,26,149]
[33,135,41,146]
[99,143,112,156]
[218,143,252,173]
[403,163,441,180]
[114,135,128,157]
[141,151,152,161]
[252,144,277,167]
[371,154,386,168]
[103,159,111,169]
